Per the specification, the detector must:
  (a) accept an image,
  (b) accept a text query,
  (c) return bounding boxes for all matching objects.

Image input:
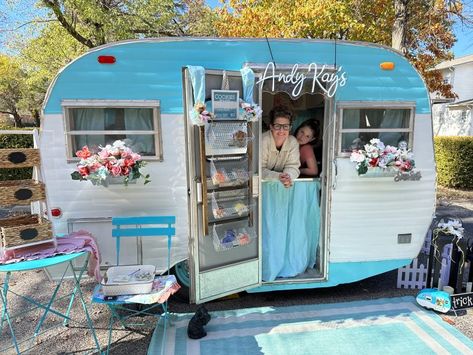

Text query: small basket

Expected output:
[0,149,40,168]
[209,159,249,188]
[210,190,250,220]
[212,224,255,252]
[101,265,156,296]
[0,214,53,249]
[205,121,253,155]
[0,179,45,205]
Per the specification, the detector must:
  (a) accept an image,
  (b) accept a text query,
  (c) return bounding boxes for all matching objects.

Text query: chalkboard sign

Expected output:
[451,292,473,310]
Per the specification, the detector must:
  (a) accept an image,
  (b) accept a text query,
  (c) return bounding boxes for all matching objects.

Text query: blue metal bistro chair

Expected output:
[92,216,177,355]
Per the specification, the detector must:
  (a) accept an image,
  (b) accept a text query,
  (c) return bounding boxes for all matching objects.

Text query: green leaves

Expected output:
[215,0,463,98]
[435,136,473,189]
[70,171,85,181]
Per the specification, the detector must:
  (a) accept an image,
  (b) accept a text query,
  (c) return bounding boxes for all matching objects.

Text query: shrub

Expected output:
[434,136,473,189]
[0,125,34,181]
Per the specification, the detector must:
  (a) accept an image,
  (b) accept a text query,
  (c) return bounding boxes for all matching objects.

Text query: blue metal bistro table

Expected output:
[0,252,101,354]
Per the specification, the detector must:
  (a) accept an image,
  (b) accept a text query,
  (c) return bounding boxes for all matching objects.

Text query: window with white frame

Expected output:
[338,105,414,154]
[63,100,162,160]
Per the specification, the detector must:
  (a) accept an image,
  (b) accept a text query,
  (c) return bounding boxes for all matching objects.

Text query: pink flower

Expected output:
[110,165,122,176]
[78,166,89,177]
[384,145,398,154]
[121,166,130,176]
[403,161,412,171]
[123,158,135,167]
[131,153,141,161]
[99,149,110,159]
[88,162,102,173]
[76,146,92,159]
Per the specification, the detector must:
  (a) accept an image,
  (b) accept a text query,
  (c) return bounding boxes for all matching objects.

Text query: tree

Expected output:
[0,55,27,127]
[214,0,467,98]
[0,0,216,126]
[392,0,409,54]
[215,0,393,42]
[16,23,89,125]
[39,0,216,48]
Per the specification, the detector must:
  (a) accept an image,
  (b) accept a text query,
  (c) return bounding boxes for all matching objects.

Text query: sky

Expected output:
[0,0,472,58]
[452,20,473,57]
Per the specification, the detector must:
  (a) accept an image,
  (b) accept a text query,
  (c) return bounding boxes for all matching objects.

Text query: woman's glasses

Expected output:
[272,124,291,131]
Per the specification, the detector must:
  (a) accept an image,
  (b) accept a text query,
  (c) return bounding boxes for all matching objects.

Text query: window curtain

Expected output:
[187,65,206,104]
[240,67,255,105]
[379,110,407,147]
[73,108,105,149]
[262,181,320,281]
[341,109,362,150]
[124,108,154,155]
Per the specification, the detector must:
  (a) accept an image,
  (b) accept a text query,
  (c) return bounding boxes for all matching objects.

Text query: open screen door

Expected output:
[183,67,262,304]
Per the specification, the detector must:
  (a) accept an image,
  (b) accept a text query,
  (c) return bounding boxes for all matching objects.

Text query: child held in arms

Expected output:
[293,120,320,177]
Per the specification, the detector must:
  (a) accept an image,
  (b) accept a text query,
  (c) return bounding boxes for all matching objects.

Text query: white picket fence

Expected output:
[397,258,427,289]
[397,243,453,289]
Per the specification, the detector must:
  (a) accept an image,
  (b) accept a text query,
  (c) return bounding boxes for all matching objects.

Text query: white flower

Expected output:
[350,151,366,163]
[437,219,464,239]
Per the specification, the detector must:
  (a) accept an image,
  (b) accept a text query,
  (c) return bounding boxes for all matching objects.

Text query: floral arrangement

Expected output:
[435,219,464,239]
[350,138,415,175]
[190,102,214,125]
[71,140,150,186]
[432,218,465,268]
[240,100,262,121]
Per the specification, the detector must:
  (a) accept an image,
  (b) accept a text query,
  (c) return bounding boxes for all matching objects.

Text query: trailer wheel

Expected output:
[172,260,190,303]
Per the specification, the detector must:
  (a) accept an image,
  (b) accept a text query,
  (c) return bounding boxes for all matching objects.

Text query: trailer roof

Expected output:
[43,38,430,115]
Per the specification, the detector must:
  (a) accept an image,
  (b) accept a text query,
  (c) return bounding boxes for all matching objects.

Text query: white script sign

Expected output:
[255,62,348,98]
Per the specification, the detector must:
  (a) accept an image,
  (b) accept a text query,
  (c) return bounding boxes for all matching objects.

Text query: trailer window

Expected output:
[339,108,413,153]
[65,106,161,159]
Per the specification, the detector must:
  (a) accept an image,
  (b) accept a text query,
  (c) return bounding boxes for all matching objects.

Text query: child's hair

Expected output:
[269,105,293,125]
[294,119,320,144]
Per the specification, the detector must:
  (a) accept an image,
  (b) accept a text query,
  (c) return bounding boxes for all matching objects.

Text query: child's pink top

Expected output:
[300,144,315,168]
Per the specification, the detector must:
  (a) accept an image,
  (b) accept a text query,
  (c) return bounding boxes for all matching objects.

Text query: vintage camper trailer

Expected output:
[41,38,436,304]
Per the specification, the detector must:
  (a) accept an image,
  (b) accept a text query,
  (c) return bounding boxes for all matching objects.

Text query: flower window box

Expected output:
[0,214,53,249]
[350,138,418,180]
[0,179,46,206]
[0,148,40,168]
[358,166,397,178]
[212,223,255,252]
[71,140,150,186]
[210,189,252,220]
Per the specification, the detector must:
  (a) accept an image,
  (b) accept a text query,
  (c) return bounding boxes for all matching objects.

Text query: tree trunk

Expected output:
[392,0,409,55]
[32,109,41,127]
[12,111,23,128]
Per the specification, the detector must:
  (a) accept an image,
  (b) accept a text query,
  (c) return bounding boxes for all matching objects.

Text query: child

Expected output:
[294,120,319,177]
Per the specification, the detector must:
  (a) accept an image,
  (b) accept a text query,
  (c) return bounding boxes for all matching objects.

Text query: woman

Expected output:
[262,106,300,187]
[261,106,308,282]
[294,120,319,177]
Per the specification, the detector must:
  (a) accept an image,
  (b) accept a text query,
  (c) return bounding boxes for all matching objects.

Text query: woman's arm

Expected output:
[300,144,318,176]
[282,137,301,181]
[262,132,282,180]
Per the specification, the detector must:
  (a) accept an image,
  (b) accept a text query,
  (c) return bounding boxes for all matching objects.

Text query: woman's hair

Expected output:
[269,106,293,125]
[294,119,320,143]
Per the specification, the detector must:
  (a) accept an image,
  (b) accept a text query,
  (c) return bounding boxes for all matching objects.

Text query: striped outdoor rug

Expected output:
[148,296,473,355]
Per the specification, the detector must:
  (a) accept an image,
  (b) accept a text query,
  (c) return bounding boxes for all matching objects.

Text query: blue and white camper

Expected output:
[41,38,436,304]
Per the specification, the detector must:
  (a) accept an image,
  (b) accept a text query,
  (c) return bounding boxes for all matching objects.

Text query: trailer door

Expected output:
[183,67,262,304]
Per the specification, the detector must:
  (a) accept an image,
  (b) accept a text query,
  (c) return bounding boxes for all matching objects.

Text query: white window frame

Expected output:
[336,101,416,157]
[61,99,163,161]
